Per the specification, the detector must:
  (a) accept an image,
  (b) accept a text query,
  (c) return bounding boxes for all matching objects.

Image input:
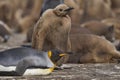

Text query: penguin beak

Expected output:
[59,53,67,57]
[64,7,74,12]
[59,52,73,57]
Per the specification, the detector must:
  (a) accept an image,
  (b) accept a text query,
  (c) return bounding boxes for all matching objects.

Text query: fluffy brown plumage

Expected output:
[68,34,120,63]
[32,4,73,52]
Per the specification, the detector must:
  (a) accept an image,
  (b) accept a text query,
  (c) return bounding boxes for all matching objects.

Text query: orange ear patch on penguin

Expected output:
[48,51,52,58]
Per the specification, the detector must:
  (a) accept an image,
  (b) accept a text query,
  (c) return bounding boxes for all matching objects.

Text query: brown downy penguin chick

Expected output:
[68,34,120,63]
[32,4,73,52]
[101,18,120,51]
[81,21,115,42]
[26,0,63,42]
[102,18,120,40]
[0,21,12,42]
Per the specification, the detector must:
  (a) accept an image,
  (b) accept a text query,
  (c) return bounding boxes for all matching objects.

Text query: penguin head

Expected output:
[53,4,74,17]
[48,49,68,63]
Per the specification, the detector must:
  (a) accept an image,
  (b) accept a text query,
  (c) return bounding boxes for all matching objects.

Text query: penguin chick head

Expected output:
[53,4,74,17]
[48,49,68,63]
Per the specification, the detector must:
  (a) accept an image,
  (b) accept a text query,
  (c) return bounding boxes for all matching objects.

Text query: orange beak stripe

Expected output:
[59,53,66,57]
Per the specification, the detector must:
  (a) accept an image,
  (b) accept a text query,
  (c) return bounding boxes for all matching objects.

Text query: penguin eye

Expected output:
[59,9,63,11]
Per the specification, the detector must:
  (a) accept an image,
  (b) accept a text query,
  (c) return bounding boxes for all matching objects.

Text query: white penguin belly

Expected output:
[0,65,16,71]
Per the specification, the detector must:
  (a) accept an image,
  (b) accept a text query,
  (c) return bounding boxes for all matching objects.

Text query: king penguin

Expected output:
[0,47,67,76]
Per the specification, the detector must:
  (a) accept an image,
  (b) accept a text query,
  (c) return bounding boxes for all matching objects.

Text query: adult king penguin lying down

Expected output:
[0,47,67,76]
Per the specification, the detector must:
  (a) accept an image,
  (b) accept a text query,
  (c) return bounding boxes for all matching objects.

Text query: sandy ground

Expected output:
[0,64,120,80]
[0,34,120,80]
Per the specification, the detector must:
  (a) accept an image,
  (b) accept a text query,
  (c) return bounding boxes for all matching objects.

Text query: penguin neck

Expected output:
[47,51,56,67]
[43,51,55,66]
[47,51,57,66]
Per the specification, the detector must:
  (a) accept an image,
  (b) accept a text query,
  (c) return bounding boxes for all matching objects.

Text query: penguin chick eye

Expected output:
[59,9,63,11]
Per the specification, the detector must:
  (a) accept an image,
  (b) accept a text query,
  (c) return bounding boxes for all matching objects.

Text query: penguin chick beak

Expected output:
[64,7,74,12]
[59,53,67,57]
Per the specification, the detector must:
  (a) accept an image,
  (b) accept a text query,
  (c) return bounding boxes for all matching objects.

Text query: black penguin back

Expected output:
[40,0,64,15]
